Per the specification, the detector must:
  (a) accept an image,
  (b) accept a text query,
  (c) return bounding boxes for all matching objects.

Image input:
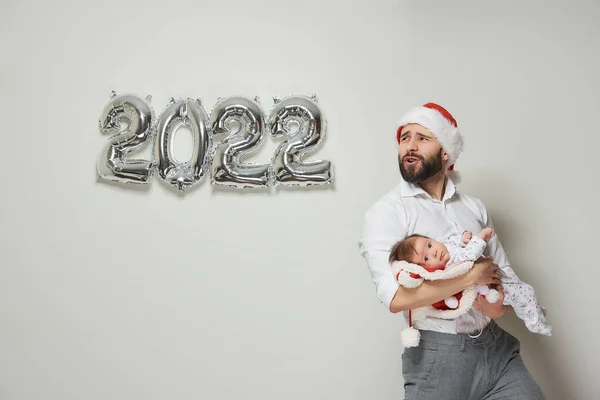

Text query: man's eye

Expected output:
[424,257,429,261]
[428,243,432,248]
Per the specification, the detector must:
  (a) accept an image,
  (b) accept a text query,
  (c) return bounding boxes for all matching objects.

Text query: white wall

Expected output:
[1,0,598,399]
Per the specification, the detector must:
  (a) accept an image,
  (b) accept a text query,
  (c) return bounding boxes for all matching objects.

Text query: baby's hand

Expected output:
[461,230,472,244]
[477,227,495,241]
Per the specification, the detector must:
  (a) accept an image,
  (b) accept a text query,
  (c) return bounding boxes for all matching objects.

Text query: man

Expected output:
[358,103,545,399]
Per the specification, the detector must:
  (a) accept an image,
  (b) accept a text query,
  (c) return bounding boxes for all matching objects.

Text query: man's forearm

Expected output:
[479,301,509,319]
[389,274,474,313]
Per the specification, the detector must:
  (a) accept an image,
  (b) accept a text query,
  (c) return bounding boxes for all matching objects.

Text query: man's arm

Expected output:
[470,198,518,318]
[471,198,511,272]
[358,202,405,311]
[390,273,479,313]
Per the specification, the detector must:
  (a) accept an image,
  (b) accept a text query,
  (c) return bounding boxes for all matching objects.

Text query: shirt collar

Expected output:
[398,177,457,202]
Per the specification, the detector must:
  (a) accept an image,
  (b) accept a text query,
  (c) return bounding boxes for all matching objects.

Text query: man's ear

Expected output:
[441,151,450,162]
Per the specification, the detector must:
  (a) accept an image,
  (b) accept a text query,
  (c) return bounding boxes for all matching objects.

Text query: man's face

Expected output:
[398,124,447,183]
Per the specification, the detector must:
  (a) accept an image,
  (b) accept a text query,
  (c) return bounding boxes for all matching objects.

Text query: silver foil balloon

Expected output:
[97,91,155,184]
[209,96,269,188]
[154,98,212,191]
[267,95,333,186]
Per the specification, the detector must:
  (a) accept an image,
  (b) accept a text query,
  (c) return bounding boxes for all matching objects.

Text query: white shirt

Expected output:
[358,178,513,334]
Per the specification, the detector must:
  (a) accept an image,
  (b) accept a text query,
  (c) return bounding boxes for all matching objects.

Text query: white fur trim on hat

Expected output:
[419,286,478,320]
[397,106,464,168]
[396,270,424,288]
[391,260,473,282]
[400,286,478,348]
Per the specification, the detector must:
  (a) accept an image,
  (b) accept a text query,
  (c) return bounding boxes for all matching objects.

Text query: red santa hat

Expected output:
[396,103,464,172]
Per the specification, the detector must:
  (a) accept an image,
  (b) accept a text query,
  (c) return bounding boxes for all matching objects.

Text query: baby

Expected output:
[389,229,552,338]
[389,228,499,311]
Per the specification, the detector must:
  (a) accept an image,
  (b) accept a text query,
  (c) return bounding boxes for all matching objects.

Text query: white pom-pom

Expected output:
[477,285,490,296]
[486,289,499,303]
[444,296,459,309]
[401,327,421,348]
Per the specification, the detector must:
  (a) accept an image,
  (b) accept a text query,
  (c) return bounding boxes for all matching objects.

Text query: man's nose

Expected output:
[407,137,419,151]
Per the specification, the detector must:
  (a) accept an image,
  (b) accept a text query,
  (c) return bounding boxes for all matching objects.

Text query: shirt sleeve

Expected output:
[358,201,406,311]
[472,198,521,278]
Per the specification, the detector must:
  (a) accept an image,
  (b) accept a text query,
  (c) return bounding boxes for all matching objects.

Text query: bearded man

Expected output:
[358,103,546,400]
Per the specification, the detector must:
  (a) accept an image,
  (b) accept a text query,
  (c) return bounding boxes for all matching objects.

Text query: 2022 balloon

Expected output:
[96,92,334,192]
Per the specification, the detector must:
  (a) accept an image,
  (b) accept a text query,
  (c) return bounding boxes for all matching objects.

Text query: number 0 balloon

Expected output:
[154,98,212,191]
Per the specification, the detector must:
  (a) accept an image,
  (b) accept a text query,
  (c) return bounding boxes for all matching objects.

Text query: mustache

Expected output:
[402,153,424,161]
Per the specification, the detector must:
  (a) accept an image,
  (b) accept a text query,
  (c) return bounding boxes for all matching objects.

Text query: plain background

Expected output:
[1,0,598,399]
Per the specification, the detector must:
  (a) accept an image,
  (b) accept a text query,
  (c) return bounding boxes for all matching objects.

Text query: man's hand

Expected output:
[468,256,502,286]
[472,285,508,318]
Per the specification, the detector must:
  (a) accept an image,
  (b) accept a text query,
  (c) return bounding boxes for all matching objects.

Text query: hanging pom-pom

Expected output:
[401,327,421,348]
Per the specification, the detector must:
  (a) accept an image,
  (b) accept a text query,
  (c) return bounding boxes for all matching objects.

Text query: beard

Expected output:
[398,149,443,183]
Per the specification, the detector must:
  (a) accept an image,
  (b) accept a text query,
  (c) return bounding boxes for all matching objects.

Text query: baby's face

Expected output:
[409,237,450,272]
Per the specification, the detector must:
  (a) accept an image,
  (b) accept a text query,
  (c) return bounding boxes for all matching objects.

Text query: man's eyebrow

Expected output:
[400,130,433,139]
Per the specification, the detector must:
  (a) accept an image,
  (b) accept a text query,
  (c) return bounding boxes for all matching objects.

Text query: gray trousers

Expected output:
[402,321,545,400]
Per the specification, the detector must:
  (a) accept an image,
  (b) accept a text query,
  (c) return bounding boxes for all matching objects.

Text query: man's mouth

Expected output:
[403,156,421,165]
